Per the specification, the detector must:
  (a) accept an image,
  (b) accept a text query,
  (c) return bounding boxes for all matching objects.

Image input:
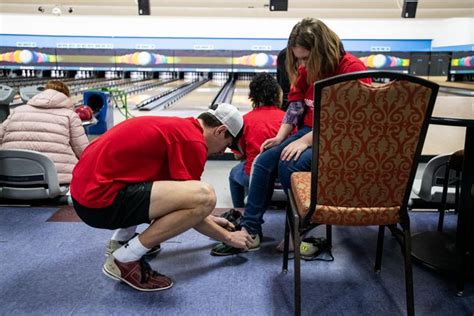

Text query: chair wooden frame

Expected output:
[281,71,439,316]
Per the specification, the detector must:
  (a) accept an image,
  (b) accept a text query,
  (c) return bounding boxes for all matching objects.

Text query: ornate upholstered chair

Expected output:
[282,71,439,316]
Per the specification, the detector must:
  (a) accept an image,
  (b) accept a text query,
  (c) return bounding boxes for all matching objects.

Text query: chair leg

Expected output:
[293,214,302,316]
[282,209,291,273]
[375,225,385,273]
[402,227,415,316]
[438,162,451,232]
[326,225,332,248]
[454,170,460,214]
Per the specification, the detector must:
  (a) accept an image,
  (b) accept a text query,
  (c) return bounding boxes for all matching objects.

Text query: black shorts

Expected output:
[72,182,153,230]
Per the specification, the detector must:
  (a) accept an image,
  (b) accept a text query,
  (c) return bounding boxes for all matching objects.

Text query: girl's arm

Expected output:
[260,100,305,152]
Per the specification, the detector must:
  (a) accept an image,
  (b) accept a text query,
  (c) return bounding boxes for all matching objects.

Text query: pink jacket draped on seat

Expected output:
[0,89,89,184]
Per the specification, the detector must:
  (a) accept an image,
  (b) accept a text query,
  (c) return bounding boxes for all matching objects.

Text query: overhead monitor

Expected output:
[0,47,56,70]
[269,0,288,11]
[232,50,279,73]
[450,51,473,74]
[55,48,116,70]
[114,49,174,71]
[173,50,233,72]
[352,52,411,73]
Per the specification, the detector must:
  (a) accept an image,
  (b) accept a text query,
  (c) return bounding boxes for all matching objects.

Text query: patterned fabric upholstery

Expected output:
[292,79,432,226]
[291,172,400,225]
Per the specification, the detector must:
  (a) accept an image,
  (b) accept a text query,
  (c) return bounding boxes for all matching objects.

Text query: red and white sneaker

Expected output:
[102,255,173,292]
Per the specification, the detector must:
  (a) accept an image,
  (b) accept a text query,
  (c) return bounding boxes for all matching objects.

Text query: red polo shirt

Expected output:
[240,106,285,175]
[288,53,371,127]
[70,116,208,208]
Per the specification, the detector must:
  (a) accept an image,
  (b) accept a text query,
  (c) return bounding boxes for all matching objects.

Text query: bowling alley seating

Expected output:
[410,151,463,231]
[282,71,439,316]
[0,149,69,202]
[0,85,15,123]
[19,85,45,103]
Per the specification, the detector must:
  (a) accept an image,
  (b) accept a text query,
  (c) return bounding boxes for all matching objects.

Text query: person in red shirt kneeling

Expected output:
[70,103,252,292]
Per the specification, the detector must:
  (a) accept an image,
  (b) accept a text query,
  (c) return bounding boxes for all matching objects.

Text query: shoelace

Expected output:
[221,209,242,224]
[138,258,164,283]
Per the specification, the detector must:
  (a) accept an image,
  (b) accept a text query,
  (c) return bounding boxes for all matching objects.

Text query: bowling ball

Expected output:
[75,105,94,121]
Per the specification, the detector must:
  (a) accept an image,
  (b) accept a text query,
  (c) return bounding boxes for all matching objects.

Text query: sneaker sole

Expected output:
[211,245,260,256]
[102,265,173,292]
[105,247,162,258]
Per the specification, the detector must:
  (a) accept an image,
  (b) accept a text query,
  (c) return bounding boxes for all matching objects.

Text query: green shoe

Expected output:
[300,237,332,261]
[210,234,261,256]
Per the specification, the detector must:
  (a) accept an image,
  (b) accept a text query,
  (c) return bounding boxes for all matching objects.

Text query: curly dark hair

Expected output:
[248,72,282,108]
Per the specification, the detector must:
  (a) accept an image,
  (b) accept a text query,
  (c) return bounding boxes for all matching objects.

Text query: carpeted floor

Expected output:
[0,205,472,315]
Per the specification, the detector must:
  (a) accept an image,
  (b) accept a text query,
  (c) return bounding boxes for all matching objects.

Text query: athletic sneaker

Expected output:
[102,255,173,292]
[219,208,242,229]
[105,233,161,257]
[210,233,261,256]
[300,237,328,260]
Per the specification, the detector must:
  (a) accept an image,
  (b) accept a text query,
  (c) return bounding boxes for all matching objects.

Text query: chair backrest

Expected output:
[307,71,439,223]
[0,149,68,200]
[412,154,454,202]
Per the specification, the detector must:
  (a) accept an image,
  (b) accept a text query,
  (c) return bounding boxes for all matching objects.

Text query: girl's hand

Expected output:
[233,152,243,160]
[260,137,282,152]
[280,138,309,161]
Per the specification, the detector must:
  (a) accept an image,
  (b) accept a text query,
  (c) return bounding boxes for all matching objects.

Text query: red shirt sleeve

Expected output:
[167,141,207,181]
[341,58,372,85]
[288,66,310,102]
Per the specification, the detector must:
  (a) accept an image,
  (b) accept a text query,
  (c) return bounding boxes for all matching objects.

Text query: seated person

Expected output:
[212,18,370,256]
[229,72,285,208]
[0,80,89,184]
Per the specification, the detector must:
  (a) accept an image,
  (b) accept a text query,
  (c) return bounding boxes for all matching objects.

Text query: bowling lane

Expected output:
[157,80,224,118]
[114,79,187,124]
[126,80,183,109]
[422,95,472,155]
[70,78,133,104]
[230,79,252,113]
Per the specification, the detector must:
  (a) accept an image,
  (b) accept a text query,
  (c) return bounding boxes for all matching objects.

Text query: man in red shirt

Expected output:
[70,103,252,292]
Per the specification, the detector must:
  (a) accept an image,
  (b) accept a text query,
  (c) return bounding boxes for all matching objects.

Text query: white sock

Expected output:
[111,226,137,241]
[113,235,150,263]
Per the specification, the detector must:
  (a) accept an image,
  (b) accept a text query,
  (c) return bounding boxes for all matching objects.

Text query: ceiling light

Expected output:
[52,6,62,16]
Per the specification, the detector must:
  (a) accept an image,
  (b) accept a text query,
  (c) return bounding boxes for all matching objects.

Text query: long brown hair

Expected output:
[286,18,345,85]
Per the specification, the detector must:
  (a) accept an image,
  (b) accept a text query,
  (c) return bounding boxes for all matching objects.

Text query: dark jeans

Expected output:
[240,127,311,235]
[278,147,312,191]
[229,161,250,208]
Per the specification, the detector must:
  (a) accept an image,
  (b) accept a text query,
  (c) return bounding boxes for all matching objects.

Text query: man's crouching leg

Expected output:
[103,180,216,291]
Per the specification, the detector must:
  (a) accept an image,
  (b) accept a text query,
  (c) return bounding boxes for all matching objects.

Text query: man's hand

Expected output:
[224,229,253,250]
[210,215,235,231]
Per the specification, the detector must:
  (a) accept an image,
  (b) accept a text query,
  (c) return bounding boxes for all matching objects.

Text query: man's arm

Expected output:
[193,215,252,249]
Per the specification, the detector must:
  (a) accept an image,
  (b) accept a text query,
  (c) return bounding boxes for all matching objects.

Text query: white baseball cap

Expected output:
[207,103,243,138]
